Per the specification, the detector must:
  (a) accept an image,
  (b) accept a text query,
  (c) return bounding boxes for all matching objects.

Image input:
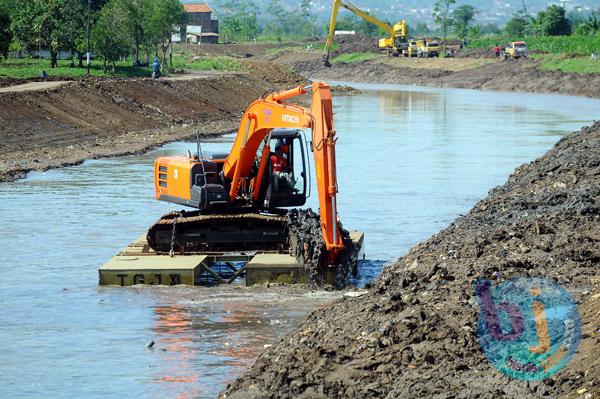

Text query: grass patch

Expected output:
[172,54,244,71]
[0,58,152,79]
[332,52,378,64]
[533,53,600,74]
[469,35,600,55]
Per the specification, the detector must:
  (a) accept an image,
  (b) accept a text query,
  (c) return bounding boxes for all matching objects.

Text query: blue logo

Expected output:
[473,277,581,380]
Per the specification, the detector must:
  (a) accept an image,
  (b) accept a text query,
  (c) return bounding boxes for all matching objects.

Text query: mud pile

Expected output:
[223,122,600,398]
[288,209,357,288]
[332,34,379,56]
[456,47,496,58]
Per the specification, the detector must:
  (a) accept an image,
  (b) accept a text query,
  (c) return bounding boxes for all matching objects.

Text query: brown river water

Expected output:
[1,83,599,398]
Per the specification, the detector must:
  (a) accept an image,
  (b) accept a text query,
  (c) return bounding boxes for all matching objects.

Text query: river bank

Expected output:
[282,56,600,99]
[174,39,600,99]
[223,121,600,398]
[0,61,303,183]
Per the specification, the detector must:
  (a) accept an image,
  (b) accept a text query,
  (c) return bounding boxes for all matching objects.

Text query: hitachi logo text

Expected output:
[282,114,300,124]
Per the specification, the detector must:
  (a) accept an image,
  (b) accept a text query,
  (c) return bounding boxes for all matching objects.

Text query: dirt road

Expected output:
[223,121,600,398]
[0,81,71,93]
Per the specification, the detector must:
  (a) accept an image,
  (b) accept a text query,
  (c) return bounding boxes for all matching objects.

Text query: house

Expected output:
[181,3,219,44]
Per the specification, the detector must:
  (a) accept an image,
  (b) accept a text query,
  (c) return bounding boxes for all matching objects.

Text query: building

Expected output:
[181,3,219,44]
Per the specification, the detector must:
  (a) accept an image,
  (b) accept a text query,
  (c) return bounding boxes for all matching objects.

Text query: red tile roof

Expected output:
[183,4,213,13]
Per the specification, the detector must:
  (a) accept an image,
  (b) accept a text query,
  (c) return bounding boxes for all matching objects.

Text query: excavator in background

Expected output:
[323,0,408,66]
[147,82,347,266]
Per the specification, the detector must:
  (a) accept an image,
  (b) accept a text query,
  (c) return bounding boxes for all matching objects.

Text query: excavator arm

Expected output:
[323,0,395,66]
[222,82,345,263]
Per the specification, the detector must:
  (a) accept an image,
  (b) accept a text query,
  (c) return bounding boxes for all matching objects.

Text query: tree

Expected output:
[533,5,571,36]
[111,0,148,64]
[145,0,184,67]
[505,14,529,36]
[573,10,599,36]
[220,0,258,42]
[433,0,456,48]
[93,0,129,72]
[0,0,12,58]
[414,22,430,36]
[10,0,86,68]
[451,5,477,39]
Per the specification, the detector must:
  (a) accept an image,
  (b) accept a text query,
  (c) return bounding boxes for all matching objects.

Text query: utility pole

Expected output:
[87,0,91,75]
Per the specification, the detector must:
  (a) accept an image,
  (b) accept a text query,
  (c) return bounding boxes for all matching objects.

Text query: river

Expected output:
[1,84,599,398]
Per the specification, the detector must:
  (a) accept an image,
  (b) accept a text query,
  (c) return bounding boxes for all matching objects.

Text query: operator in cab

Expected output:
[271,145,290,192]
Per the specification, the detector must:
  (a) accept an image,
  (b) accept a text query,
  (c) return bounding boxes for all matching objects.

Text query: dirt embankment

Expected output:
[0,61,303,182]
[223,121,600,398]
[287,57,600,99]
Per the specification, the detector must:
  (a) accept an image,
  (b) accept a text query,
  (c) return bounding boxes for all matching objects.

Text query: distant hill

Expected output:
[184,0,599,25]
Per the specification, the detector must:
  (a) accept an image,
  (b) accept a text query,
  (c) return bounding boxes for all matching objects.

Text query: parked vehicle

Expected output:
[503,41,528,60]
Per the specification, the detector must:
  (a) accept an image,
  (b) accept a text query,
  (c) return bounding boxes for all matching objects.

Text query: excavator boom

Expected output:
[323,0,407,66]
[222,82,345,262]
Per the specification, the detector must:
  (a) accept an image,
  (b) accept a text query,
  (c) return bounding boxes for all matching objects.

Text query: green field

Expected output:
[172,53,244,71]
[469,35,600,55]
[332,52,378,64]
[533,54,600,74]
[0,58,154,79]
[0,55,244,79]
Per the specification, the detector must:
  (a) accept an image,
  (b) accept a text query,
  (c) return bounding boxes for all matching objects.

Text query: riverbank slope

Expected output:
[173,40,600,99]
[223,121,600,398]
[0,61,302,182]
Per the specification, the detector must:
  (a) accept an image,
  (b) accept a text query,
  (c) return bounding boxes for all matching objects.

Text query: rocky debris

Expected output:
[222,122,600,398]
[288,209,357,288]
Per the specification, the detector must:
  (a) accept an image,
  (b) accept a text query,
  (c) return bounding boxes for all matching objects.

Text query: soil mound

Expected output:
[223,122,600,398]
[332,34,379,56]
[456,47,496,59]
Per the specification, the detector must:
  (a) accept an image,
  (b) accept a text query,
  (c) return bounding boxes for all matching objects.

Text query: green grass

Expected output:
[172,53,244,71]
[533,53,600,74]
[468,34,600,55]
[0,54,244,80]
[0,58,152,79]
[331,52,378,64]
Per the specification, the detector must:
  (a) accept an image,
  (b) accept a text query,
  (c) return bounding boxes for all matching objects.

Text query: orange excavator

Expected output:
[146,82,347,266]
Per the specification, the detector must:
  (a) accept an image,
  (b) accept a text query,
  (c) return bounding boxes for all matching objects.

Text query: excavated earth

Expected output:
[223,121,600,398]
[288,57,600,99]
[0,61,303,182]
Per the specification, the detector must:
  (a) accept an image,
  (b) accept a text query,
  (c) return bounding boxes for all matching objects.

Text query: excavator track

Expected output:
[146,210,290,254]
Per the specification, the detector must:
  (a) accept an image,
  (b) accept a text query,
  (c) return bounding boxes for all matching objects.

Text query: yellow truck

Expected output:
[503,41,528,59]
[417,40,440,58]
[405,40,419,57]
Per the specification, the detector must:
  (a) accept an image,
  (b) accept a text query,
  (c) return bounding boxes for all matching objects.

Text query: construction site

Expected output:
[1,0,600,398]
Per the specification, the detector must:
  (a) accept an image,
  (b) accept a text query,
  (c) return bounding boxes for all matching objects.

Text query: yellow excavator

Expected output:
[323,0,408,66]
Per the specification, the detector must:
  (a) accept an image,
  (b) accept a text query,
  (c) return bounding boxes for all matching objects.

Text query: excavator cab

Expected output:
[262,129,309,209]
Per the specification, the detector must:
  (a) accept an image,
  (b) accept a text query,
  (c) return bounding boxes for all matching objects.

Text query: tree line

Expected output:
[0,0,184,71]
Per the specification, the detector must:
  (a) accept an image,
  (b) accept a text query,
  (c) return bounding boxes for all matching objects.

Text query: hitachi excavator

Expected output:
[147,82,347,267]
[323,0,409,66]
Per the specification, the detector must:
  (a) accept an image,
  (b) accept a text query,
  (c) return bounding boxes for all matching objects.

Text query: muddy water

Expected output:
[1,85,599,398]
